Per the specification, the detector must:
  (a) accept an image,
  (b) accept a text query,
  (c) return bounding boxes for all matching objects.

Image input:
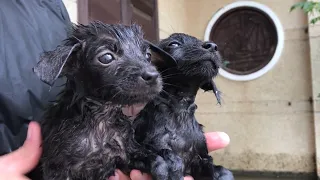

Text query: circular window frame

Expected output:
[204,1,284,81]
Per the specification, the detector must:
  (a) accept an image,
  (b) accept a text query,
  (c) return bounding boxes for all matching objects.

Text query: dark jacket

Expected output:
[0,0,71,155]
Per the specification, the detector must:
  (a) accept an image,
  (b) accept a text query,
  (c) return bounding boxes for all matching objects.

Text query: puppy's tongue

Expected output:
[121,103,146,120]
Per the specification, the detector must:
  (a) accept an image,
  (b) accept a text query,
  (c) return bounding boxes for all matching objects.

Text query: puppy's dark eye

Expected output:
[168,42,180,47]
[98,53,114,64]
[146,52,151,62]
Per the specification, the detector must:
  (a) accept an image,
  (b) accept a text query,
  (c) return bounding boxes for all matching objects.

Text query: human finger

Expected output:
[205,132,230,152]
[0,121,42,174]
[184,176,194,180]
[0,173,31,180]
[130,169,152,180]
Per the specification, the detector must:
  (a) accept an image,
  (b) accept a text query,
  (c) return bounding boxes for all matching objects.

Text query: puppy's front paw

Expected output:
[151,156,169,180]
[213,166,234,180]
[187,103,197,113]
[160,149,184,180]
[168,155,184,180]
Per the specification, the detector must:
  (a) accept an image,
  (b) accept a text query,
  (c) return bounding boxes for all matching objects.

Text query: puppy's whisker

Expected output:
[161,75,183,80]
[95,83,119,91]
[161,89,174,97]
[72,35,81,43]
[163,83,180,88]
[159,67,177,74]
[110,90,122,101]
[169,24,176,33]
[161,72,183,78]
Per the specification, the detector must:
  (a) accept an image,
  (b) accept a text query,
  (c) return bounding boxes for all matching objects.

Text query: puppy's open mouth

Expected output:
[121,103,146,120]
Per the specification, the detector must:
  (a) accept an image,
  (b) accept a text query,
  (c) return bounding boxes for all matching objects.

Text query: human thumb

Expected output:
[0,121,42,174]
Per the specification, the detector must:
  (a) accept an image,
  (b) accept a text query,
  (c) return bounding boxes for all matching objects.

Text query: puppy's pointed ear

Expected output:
[33,43,81,86]
[146,40,177,69]
[200,79,222,105]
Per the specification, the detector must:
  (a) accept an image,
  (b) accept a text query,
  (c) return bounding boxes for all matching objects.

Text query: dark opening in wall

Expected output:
[209,7,278,75]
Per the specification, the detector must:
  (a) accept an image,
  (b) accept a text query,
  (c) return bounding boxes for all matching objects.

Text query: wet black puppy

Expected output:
[135,33,234,180]
[33,21,168,180]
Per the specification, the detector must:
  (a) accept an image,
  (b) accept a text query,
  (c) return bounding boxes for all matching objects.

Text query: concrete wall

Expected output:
[63,0,316,174]
[306,0,320,176]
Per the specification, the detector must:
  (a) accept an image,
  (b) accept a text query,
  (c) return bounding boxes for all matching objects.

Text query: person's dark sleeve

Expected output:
[0,0,72,156]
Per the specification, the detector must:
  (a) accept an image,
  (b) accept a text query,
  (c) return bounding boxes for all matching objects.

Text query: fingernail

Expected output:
[217,132,230,144]
[130,170,143,180]
[184,176,194,180]
[27,123,33,140]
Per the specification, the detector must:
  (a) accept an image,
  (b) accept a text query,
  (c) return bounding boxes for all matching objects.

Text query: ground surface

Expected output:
[236,177,297,180]
[235,175,316,180]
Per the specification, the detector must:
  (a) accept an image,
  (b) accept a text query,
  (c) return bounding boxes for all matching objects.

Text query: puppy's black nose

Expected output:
[141,71,159,84]
[202,42,218,51]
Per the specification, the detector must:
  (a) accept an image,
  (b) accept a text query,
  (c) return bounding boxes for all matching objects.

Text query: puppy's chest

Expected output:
[162,102,203,152]
[167,119,202,150]
[84,121,130,153]
[82,110,131,153]
[63,106,132,159]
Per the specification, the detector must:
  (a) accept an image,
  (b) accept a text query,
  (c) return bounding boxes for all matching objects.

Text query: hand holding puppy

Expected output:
[0,122,229,180]
[0,122,42,180]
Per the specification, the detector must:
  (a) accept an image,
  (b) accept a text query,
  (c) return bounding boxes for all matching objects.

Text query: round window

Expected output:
[204,1,284,81]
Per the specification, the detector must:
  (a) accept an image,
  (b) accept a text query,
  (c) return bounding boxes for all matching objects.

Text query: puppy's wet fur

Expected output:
[136,33,234,180]
[33,21,168,180]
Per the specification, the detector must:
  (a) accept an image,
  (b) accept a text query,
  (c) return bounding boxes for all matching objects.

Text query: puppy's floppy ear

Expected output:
[33,43,81,86]
[146,40,177,69]
[200,79,222,105]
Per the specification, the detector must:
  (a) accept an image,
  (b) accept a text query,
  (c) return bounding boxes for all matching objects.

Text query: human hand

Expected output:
[109,131,230,180]
[0,121,42,180]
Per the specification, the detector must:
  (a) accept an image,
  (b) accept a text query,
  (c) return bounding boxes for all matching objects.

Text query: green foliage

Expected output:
[223,60,230,67]
[291,2,320,99]
[290,1,320,24]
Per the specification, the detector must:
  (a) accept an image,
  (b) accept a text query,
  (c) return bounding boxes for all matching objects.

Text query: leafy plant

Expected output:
[291,1,320,99]
[223,60,230,67]
[290,1,320,24]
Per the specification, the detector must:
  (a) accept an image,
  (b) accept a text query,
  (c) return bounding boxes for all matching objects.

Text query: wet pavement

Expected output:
[236,177,298,180]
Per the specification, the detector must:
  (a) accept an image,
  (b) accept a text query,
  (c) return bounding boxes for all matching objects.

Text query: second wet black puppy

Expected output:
[135,33,234,180]
[33,21,168,180]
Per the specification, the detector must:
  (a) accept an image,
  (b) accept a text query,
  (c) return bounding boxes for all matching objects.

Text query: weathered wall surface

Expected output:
[307,0,320,176]
[63,0,77,23]
[64,0,316,173]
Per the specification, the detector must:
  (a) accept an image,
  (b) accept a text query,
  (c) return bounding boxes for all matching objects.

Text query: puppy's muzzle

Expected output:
[202,41,218,52]
[140,70,159,85]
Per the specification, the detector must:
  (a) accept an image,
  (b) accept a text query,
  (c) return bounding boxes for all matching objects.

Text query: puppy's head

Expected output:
[148,33,222,104]
[156,33,221,79]
[33,21,163,105]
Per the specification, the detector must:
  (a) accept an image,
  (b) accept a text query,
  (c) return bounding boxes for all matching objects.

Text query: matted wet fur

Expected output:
[33,21,169,180]
[136,33,234,180]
